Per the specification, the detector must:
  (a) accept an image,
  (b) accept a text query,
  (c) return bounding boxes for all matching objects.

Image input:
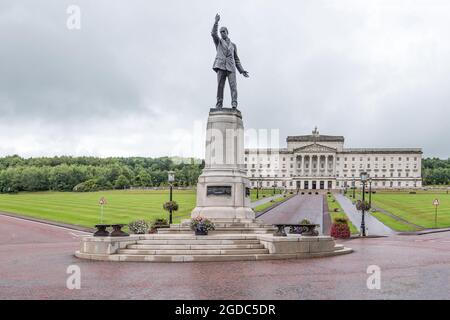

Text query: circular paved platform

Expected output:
[1,214,450,299]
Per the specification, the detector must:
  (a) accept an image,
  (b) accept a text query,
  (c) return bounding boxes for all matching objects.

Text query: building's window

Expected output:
[259,164,262,168]
[252,164,255,168]
[406,157,409,161]
[290,164,293,168]
[344,164,347,168]
[290,157,293,161]
[352,157,355,161]
[283,157,285,161]
[360,157,363,161]
[344,157,347,161]
[391,164,394,168]
[375,157,378,161]
[398,157,402,161]
[390,172,393,177]
[398,181,401,186]
[337,157,340,161]
[267,164,270,168]
[244,157,247,162]
[245,164,247,168]
[367,164,370,168]
[406,172,409,177]
[398,172,401,177]
[252,174,255,178]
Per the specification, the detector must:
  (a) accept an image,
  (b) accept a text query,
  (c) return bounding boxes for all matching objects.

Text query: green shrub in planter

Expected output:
[128,220,149,234]
[300,218,311,224]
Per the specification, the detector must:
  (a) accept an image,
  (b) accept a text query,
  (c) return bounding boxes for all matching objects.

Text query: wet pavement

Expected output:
[1,214,450,299]
[259,195,324,233]
[334,194,396,236]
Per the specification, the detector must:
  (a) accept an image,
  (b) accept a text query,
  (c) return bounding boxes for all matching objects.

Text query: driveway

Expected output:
[334,193,396,236]
[258,194,324,234]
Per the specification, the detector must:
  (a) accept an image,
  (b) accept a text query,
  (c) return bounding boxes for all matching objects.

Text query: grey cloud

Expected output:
[0,0,449,158]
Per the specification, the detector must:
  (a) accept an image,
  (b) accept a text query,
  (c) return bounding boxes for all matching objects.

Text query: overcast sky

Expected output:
[1,0,449,159]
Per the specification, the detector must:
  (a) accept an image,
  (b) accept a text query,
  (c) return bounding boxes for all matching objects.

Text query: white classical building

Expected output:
[244,128,422,190]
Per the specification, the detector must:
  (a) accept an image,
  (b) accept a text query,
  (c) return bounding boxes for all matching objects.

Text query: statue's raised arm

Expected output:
[211,13,249,109]
[211,14,220,47]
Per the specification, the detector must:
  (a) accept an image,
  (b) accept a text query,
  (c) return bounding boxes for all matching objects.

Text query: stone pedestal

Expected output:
[191,108,254,219]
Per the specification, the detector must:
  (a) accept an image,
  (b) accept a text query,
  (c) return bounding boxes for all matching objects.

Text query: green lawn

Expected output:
[254,194,291,213]
[0,190,197,228]
[250,188,283,202]
[326,194,359,234]
[0,189,275,229]
[354,190,450,229]
[369,211,419,232]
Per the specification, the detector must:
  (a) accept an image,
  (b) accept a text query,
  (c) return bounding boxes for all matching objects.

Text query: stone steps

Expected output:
[78,246,353,262]
[137,239,261,245]
[158,227,276,234]
[117,248,270,255]
[127,243,265,250]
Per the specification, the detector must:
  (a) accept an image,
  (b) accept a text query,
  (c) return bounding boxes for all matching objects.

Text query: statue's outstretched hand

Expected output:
[242,71,249,78]
[215,14,220,22]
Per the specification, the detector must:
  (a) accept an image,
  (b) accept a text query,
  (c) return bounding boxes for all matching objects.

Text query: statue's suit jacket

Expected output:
[211,22,245,74]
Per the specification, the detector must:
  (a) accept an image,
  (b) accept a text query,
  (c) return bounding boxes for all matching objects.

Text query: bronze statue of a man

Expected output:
[211,14,249,109]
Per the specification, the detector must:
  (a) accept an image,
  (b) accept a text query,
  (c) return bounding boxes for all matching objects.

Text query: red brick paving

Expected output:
[0,214,449,299]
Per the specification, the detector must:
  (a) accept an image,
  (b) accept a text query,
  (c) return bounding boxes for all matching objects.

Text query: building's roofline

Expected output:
[287,135,344,142]
[245,147,423,155]
[245,148,288,154]
[340,148,423,154]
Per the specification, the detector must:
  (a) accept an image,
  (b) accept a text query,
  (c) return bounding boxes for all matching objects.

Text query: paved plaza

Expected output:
[1,214,449,299]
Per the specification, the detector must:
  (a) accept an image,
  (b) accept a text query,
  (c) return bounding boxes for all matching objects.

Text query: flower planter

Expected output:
[195,230,208,236]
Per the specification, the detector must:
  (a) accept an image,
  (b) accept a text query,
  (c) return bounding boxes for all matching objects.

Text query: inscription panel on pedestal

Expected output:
[207,186,232,196]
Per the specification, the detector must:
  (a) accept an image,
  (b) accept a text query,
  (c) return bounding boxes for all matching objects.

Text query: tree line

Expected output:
[0,155,203,193]
[0,156,448,193]
[422,158,450,186]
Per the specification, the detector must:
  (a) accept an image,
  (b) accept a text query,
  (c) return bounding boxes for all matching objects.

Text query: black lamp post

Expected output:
[352,178,356,199]
[272,184,276,196]
[368,178,372,208]
[256,176,262,199]
[360,171,369,237]
[168,171,175,224]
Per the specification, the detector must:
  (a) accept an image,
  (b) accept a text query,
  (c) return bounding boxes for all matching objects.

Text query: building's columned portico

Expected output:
[244,128,423,190]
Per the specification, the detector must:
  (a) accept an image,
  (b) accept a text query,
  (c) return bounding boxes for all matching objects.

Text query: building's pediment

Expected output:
[293,143,337,154]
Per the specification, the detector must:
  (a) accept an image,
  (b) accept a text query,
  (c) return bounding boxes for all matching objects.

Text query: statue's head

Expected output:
[220,27,229,40]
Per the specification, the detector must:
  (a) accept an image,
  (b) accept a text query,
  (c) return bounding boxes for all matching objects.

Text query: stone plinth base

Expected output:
[75,233,352,262]
[191,108,253,220]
